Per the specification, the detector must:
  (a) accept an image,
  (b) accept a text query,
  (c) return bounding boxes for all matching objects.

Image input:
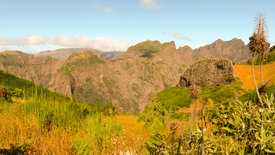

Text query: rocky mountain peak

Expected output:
[124,40,176,58]
[178,46,193,52]
[0,38,251,113]
[67,50,96,60]
[194,38,250,63]
[214,39,224,44]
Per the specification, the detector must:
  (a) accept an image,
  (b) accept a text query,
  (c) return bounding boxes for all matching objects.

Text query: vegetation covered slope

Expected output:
[0,56,274,154]
[0,38,251,113]
[234,60,275,90]
[0,70,150,154]
[139,44,274,153]
[140,81,274,154]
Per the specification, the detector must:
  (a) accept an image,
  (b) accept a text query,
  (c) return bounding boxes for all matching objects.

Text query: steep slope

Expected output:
[0,50,72,95]
[0,39,252,113]
[0,50,41,66]
[69,41,190,112]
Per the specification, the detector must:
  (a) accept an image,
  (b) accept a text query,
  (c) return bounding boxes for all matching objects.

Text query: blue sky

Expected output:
[0,0,274,53]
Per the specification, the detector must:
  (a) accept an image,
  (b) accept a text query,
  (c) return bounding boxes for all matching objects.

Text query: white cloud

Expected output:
[163,30,191,41]
[103,7,114,14]
[27,35,46,45]
[92,5,115,14]
[140,0,162,9]
[0,35,47,46]
[0,35,132,52]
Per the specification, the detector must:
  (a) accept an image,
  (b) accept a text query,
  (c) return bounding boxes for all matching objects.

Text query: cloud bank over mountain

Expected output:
[0,35,132,52]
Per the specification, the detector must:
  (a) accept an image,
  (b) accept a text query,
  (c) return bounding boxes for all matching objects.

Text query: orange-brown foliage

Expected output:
[115,115,150,153]
[234,62,275,90]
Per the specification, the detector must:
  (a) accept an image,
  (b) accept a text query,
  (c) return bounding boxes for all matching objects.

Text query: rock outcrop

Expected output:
[177,59,235,88]
[0,38,248,113]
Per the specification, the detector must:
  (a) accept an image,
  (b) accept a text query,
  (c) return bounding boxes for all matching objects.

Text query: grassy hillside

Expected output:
[0,70,149,154]
[140,81,243,122]
[139,79,274,154]
[0,70,70,104]
[234,61,275,90]
[0,51,274,154]
[0,61,274,154]
[140,87,191,122]
[234,48,275,90]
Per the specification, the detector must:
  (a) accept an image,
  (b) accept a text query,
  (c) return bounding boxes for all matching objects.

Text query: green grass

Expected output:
[0,70,68,101]
[245,50,275,65]
[151,87,191,110]
[239,84,275,103]
[0,69,118,129]
[171,112,190,120]
[58,51,104,75]
[140,81,244,123]
[0,69,122,153]
[73,115,122,154]
[139,87,191,123]
[200,81,244,102]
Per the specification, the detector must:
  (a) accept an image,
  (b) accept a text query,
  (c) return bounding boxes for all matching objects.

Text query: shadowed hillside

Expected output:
[0,39,251,113]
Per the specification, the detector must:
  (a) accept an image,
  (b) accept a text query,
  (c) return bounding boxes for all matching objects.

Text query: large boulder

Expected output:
[177,59,235,88]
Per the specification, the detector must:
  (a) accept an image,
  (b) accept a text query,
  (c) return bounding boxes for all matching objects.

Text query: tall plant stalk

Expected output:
[249,13,270,107]
[251,54,263,106]
[260,54,264,86]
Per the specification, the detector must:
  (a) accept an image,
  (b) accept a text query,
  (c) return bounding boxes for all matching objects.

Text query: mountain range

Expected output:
[35,48,123,60]
[0,38,251,113]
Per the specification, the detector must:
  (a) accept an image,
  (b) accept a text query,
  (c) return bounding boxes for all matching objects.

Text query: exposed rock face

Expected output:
[0,38,248,113]
[177,59,235,88]
[194,38,250,63]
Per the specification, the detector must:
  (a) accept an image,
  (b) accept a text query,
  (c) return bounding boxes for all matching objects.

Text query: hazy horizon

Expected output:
[0,0,274,53]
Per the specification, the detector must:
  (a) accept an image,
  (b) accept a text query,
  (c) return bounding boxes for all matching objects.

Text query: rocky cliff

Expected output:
[194,38,250,63]
[0,38,250,113]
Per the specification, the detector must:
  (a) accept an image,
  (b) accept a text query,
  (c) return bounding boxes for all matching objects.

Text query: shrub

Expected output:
[140,87,191,124]
[203,94,275,154]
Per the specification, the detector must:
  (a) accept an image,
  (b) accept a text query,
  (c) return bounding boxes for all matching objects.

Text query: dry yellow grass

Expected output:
[115,115,150,153]
[234,62,275,90]
[1,61,273,154]
[0,108,74,154]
